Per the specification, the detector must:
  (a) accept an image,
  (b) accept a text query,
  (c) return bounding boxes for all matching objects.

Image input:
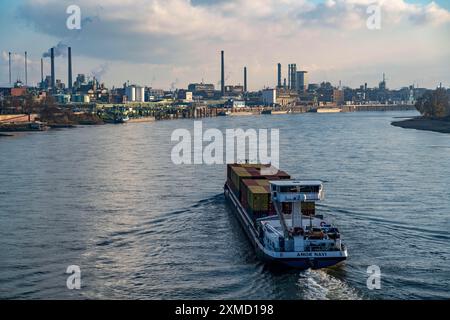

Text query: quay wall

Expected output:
[0,114,38,123]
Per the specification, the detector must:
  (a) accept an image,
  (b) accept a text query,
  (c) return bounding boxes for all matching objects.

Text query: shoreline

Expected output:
[0,133,14,137]
[391,117,450,134]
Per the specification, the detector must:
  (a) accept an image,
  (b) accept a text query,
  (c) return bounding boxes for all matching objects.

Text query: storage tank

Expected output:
[135,86,145,102]
[125,86,136,102]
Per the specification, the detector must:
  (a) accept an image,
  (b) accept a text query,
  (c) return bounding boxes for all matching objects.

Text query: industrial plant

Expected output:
[0,47,438,130]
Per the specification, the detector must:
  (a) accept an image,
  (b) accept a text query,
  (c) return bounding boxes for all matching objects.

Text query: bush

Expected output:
[415,88,450,118]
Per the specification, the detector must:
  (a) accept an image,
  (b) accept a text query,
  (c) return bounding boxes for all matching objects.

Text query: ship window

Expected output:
[280,186,299,193]
[300,186,320,193]
[278,185,320,193]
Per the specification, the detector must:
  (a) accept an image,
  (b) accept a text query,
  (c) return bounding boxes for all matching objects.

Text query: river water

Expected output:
[0,111,449,300]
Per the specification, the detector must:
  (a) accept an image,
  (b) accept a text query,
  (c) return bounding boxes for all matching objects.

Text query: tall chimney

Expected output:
[25,51,28,86]
[50,47,55,91]
[8,52,12,85]
[277,63,282,88]
[288,64,291,89]
[221,50,225,97]
[41,58,44,84]
[68,47,73,91]
[244,67,247,93]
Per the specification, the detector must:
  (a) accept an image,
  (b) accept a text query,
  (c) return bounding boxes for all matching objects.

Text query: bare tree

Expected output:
[415,88,449,119]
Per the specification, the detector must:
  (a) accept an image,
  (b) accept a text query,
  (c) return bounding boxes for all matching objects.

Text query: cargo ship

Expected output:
[224,164,348,269]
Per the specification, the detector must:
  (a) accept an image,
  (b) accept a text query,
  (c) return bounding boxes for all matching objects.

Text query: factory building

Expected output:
[288,64,297,90]
[177,90,193,102]
[72,94,91,104]
[225,85,244,97]
[276,88,298,106]
[147,88,165,101]
[262,89,277,106]
[74,74,86,88]
[333,89,344,106]
[188,83,215,99]
[54,94,71,104]
[296,71,308,93]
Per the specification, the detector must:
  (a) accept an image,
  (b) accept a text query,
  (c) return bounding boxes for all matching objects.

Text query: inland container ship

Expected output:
[224,164,348,269]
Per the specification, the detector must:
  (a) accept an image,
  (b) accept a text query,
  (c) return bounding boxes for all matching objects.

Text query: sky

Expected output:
[0,0,449,90]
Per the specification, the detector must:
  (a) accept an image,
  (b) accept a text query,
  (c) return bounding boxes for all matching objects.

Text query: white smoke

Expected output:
[91,63,109,81]
[43,42,68,58]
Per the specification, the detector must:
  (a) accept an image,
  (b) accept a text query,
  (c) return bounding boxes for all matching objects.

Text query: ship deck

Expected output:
[259,214,330,232]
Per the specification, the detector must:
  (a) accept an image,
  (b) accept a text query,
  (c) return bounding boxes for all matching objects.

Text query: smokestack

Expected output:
[244,67,247,93]
[221,50,225,96]
[277,63,281,88]
[288,64,291,89]
[25,51,28,86]
[68,47,73,91]
[50,47,55,91]
[8,52,11,85]
[41,58,44,84]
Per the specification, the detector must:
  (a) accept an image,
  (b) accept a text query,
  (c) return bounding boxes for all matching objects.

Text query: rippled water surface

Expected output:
[0,111,449,299]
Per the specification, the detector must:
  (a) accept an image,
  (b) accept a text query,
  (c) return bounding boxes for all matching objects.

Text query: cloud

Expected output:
[294,0,450,29]
[407,1,450,26]
[18,0,450,58]
[13,0,450,89]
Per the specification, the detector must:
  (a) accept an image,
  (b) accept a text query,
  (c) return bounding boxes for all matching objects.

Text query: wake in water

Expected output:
[300,269,362,300]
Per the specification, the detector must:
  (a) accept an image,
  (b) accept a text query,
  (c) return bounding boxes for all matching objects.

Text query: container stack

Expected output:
[227,164,290,198]
[226,164,291,221]
[241,179,271,218]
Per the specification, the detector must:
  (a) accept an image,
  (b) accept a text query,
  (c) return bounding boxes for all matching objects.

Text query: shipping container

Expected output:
[301,202,316,216]
[227,163,292,216]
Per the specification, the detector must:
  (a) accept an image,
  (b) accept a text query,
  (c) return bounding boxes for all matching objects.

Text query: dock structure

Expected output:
[84,103,219,122]
[0,102,417,131]
[97,103,415,122]
[342,104,415,112]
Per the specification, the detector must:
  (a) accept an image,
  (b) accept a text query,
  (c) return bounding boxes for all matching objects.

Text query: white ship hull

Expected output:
[224,184,348,269]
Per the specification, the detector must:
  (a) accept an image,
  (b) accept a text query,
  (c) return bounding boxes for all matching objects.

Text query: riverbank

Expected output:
[391,116,450,134]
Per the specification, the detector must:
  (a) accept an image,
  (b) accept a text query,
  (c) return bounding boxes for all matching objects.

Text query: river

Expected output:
[0,111,449,299]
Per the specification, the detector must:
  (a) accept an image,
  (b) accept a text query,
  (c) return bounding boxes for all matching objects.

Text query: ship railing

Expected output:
[265,223,284,238]
[305,240,339,252]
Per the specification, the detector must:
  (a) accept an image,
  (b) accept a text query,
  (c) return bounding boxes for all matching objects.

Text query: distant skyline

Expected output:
[1,0,449,90]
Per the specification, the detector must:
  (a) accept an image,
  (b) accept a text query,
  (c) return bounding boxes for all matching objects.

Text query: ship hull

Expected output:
[224,184,347,270]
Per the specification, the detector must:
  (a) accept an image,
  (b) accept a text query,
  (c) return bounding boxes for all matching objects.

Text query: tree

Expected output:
[415,88,450,118]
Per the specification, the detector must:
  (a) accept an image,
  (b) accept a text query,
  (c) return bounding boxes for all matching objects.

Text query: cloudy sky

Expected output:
[1,0,449,90]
